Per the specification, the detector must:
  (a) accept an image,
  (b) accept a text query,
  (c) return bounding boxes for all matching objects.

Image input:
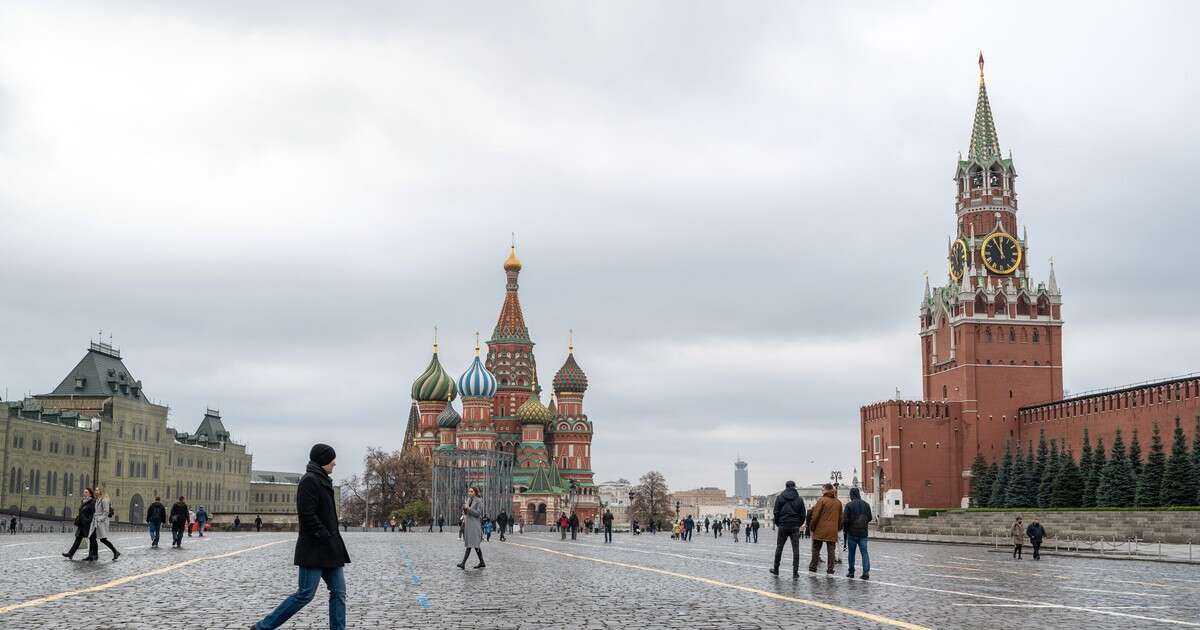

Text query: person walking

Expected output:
[496,511,508,542]
[437,515,445,533]
[770,481,806,577]
[234,515,242,531]
[255,514,263,532]
[569,512,580,540]
[1011,516,1025,560]
[712,518,722,539]
[730,517,741,543]
[602,509,614,543]
[842,487,872,580]
[88,485,120,562]
[704,516,710,533]
[807,484,842,574]
[196,506,208,536]
[146,496,167,548]
[744,519,752,543]
[457,486,486,570]
[252,444,349,630]
[188,508,196,537]
[1026,519,1046,560]
[170,496,189,548]
[8,516,15,534]
[482,516,494,542]
[62,488,95,560]
[750,516,760,543]
[684,515,695,542]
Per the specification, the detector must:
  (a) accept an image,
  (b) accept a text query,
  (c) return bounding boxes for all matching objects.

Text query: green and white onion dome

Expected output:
[411,351,457,402]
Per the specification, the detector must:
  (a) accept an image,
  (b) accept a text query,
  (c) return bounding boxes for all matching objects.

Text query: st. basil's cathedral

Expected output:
[403,246,599,525]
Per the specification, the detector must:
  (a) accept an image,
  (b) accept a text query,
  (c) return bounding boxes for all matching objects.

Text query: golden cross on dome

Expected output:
[474,331,481,356]
[433,325,439,353]
[568,328,574,354]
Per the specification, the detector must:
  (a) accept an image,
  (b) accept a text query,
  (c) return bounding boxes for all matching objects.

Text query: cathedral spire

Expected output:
[492,243,531,344]
[968,52,1001,162]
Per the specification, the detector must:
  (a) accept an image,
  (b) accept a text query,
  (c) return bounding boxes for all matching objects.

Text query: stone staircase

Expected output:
[878,510,1200,544]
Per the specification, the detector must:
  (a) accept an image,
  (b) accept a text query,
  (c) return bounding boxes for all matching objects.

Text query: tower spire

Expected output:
[968,52,1001,162]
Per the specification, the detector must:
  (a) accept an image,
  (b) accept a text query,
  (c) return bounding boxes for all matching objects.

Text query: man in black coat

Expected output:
[1025,519,1047,560]
[842,486,872,579]
[146,497,167,548]
[169,497,189,548]
[496,511,508,542]
[602,509,614,543]
[252,444,350,630]
[770,480,806,577]
[255,515,263,532]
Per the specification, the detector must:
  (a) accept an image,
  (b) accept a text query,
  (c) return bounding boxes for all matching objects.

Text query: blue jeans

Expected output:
[846,535,870,575]
[256,566,346,630]
[148,522,161,546]
[197,520,205,536]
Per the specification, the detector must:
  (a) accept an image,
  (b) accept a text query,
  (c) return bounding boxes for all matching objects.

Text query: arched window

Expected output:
[1037,296,1050,316]
[970,165,983,189]
[994,295,1007,317]
[975,294,987,315]
[1032,329,1040,343]
[1017,296,1030,317]
[984,328,993,343]
[1009,328,1016,342]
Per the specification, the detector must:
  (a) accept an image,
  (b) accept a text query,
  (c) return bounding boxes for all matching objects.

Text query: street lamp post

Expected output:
[627,490,636,532]
[830,470,843,490]
[18,483,29,532]
[675,500,680,520]
[62,491,73,533]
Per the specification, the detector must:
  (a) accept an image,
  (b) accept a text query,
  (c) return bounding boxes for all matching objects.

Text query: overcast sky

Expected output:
[1,2,1198,495]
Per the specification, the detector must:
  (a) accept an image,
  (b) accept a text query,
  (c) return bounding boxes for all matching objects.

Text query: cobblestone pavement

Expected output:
[0,528,1198,629]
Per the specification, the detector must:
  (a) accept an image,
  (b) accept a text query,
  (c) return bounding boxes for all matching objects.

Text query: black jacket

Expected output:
[146,501,167,524]
[568,514,579,529]
[773,488,806,528]
[294,461,350,569]
[842,495,872,538]
[602,512,613,527]
[1025,522,1046,543]
[170,501,189,527]
[496,512,508,527]
[75,497,95,538]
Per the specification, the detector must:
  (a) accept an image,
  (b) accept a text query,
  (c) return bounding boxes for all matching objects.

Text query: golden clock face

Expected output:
[981,232,1022,275]
[948,238,969,280]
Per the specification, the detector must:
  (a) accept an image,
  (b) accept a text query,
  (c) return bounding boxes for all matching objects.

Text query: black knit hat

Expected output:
[309,443,337,466]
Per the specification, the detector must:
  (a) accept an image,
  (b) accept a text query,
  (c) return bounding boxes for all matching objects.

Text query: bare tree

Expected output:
[629,471,671,530]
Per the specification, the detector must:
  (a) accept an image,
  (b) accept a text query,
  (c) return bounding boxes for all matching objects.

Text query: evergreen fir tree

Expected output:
[1052,449,1084,508]
[1161,417,1198,506]
[969,453,991,508]
[1035,429,1049,490]
[989,444,1012,508]
[1192,416,1200,505]
[1128,428,1143,483]
[1137,422,1165,508]
[1006,446,1028,508]
[1023,443,1039,507]
[1037,440,1058,508]
[1088,438,1106,508]
[1097,428,1135,507]
[1079,429,1095,508]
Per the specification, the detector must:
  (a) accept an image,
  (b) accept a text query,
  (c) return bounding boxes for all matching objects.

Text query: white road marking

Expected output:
[1062,586,1170,598]
[922,573,991,581]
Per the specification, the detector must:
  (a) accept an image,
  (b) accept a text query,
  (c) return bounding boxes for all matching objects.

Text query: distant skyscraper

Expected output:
[734,456,750,501]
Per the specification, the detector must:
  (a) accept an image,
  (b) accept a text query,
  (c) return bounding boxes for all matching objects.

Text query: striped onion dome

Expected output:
[552,352,588,394]
[437,402,461,429]
[411,351,457,402]
[458,354,497,399]
[516,390,554,426]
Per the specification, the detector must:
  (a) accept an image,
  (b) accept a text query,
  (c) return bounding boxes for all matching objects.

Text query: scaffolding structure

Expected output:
[430,449,514,526]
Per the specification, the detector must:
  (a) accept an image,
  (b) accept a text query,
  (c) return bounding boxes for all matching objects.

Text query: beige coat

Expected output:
[808,490,843,542]
[1011,521,1025,545]
[90,497,112,539]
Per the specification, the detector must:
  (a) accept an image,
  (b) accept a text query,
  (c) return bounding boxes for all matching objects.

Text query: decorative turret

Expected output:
[553,332,589,395]
[437,401,461,428]
[458,334,497,399]
[516,384,554,426]
[411,338,457,402]
[968,52,1000,162]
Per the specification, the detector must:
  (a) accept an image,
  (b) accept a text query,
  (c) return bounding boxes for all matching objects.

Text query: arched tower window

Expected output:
[1037,296,1050,317]
[974,294,987,316]
[1016,295,1030,317]
[989,165,1003,188]
[970,165,983,189]
[984,328,992,343]
[994,294,1007,317]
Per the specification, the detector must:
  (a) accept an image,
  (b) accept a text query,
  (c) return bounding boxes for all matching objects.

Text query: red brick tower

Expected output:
[923,53,1064,470]
[486,245,537,453]
[549,334,593,477]
[862,55,1065,508]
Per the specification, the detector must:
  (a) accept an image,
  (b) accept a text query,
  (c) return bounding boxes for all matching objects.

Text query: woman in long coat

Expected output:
[457,486,485,570]
[1010,516,1025,560]
[88,484,121,561]
[61,487,94,560]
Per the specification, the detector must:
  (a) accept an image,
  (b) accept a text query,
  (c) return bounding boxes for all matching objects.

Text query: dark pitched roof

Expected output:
[194,409,230,442]
[43,342,146,401]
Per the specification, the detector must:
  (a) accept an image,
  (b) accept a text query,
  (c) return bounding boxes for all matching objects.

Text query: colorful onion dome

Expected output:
[437,402,461,429]
[458,337,497,398]
[553,351,588,394]
[411,349,457,402]
[516,388,554,426]
[503,245,522,272]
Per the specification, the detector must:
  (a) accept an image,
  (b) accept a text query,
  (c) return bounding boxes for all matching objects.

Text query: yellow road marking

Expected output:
[507,541,931,630]
[0,539,289,615]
